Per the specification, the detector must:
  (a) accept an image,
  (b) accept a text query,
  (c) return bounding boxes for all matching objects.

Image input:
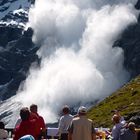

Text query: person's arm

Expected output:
[13,128,19,140]
[58,117,63,131]
[91,122,96,140]
[5,130,8,138]
[68,121,73,140]
[68,132,72,140]
[92,133,96,140]
[39,116,47,139]
[57,116,64,136]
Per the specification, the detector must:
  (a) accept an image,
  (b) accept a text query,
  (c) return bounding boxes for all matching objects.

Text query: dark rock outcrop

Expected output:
[135,0,140,9]
[113,1,140,78]
[113,23,140,77]
[0,26,39,100]
[0,0,39,100]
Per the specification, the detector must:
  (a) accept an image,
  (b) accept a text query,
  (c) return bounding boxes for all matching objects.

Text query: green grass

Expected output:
[87,75,140,128]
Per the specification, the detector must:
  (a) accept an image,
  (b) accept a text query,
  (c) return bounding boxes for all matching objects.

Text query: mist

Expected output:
[14,0,139,123]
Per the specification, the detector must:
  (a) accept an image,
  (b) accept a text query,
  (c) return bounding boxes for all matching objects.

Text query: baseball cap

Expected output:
[78,106,87,114]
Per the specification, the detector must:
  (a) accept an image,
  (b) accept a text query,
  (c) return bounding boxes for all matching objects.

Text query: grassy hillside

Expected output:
[87,75,140,128]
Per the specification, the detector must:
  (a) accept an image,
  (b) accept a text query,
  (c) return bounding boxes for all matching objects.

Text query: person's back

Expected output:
[0,121,8,139]
[37,115,46,132]
[14,107,39,140]
[111,114,122,140]
[30,104,46,139]
[14,119,38,140]
[59,114,73,133]
[112,123,122,140]
[71,116,94,140]
[68,106,96,140]
[119,122,137,140]
[58,105,73,140]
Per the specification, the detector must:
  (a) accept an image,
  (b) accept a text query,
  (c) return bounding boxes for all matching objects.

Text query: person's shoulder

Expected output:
[112,124,117,130]
[14,123,21,133]
[72,117,80,121]
[0,129,8,133]
[0,129,8,139]
[30,112,39,120]
[15,121,24,129]
[118,122,123,127]
[38,115,44,120]
[68,114,73,118]
[59,115,65,121]
[87,118,93,122]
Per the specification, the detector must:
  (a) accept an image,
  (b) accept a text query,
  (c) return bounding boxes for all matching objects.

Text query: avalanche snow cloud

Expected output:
[14,0,138,122]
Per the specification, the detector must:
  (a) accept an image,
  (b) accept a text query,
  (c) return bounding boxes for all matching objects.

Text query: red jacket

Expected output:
[36,113,46,130]
[14,119,38,140]
[30,112,46,138]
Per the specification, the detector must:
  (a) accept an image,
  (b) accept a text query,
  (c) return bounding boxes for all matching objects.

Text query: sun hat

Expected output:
[78,106,87,114]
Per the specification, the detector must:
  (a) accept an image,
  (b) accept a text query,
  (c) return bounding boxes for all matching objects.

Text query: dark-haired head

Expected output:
[20,107,30,121]
[30,104,38,113]
[62,105,70,114]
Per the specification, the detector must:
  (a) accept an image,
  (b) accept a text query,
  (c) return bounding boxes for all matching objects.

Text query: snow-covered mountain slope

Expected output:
[0,97,22,128]
[0,0,33,28]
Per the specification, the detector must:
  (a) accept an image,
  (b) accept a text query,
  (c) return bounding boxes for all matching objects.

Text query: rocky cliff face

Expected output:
[0,0,38,100]
[114,0,140,78]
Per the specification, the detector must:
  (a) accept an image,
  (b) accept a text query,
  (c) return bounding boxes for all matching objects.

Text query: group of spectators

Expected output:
[58,105,96,140]
[0,104,139,140]
[14,104,46,140]
[0,104,46,140]
[58,106,138,140]
[111,110,137,140]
